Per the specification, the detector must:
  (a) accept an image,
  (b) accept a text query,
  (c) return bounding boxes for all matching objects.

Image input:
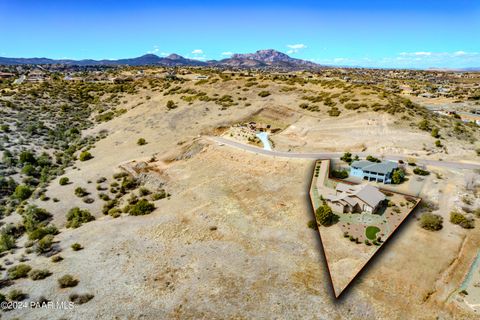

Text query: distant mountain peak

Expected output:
[166,54,184,60]
[0,49,321,69]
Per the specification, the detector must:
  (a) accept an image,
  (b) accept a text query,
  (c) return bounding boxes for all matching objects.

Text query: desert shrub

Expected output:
[21,164,37,176]
[121,177,138,190]
[13,184,32,200]
[450,211,474,229]
[413,167,430,176]
[71,243,83,251]
[59,177,70,185]
[419,213,443,231]
[307,220,317,229]
[8,289,27,301]
[79,151,93,161]
[327,107,341,116]
[28,225,58,241]
[23,205,52,233]
[137,138,147,146]
[418,119,430,131]
[69,293,94,304]
[8,263,32,279]
[366,155,381,163]
[139,187,151,196]
[96,177,107,183]
[258,91,270,97]
[51,255,63,263]
[58,275,79,288]
[0,231,15,252]
[151,189,167,200]
[166,100,177,109]
[128,199,155,216]
[431,128,440,138]
[19,150,36,165]
[29,269,52,280]
[315,204,336,226]
[36,234,54,254]
[74,187,88,197]
[66,207,95,228]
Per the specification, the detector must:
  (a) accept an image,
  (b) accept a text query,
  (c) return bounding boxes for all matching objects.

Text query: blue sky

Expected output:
[1,0,479,68]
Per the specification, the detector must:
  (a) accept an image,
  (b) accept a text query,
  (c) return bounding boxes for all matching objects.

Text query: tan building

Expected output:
[325,183,386,214]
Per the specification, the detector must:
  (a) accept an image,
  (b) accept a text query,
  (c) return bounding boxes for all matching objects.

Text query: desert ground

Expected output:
[0,68,479,319]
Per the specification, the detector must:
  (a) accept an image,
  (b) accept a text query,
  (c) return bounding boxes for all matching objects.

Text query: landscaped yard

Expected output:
[366,226,381,240]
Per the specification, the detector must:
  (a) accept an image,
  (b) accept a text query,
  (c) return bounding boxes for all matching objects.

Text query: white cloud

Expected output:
[286,44,307,54]
[414,52,432,56]
[221,51,233,56]
[287,44,307,49]
[192,49,203,55]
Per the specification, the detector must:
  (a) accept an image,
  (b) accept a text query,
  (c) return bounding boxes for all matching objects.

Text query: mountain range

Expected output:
[0,49,321,70]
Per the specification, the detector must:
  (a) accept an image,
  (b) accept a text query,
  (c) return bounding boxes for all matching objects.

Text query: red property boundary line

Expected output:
[308,159,422,298]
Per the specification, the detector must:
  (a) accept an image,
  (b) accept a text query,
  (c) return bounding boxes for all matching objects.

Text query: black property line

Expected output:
[308,159,422,299]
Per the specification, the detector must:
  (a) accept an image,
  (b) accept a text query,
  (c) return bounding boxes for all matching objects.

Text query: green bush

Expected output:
[258,91,271,97]
[419,213,443,231]
[19,150,36,165]
[69,293,94,304]
[129,199,155,216]
[58,274,79,288]
[413,167,430,176]
[36,234,54,254]
[74,187,88,197]
[8,289,27,301]
[137,138,147,146]
[315,204,336,226]
[79,151,93,161]
[51,255,63,263]
[13,184,32,200]
[29,269,52,280]
[392,168,406,184]
[8,263,32,279]
[166,100,177,109]
[59,177,70,185]
[23,205,52,233]
[66,207,95,228]
[366,155,381,163]
[0,231,15,253]
[331,169,348,179]
[71,243,83,251]
[450,211,474,229]
[340,152,353,164]
[28,225,58,241]
[307,220,317,229]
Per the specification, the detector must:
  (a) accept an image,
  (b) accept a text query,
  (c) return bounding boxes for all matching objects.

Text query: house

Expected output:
[350,160,398,184]
[325,183,386,214]
[0,72,15,79]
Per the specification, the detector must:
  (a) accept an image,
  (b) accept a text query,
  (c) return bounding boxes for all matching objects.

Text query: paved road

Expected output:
[208,136,480,170]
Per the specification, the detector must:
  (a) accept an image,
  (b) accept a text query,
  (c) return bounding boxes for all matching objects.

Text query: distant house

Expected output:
[350,160,398,184]
[325,183,386,214]
[0,72,15,79]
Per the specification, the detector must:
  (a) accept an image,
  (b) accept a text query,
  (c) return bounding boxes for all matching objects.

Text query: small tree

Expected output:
[315,204,335,226]
[391,168,405,184]
[137,138,147,146]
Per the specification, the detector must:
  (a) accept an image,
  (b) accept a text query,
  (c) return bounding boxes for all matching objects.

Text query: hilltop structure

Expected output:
[350,160,398,184]
[325,183,386,214]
